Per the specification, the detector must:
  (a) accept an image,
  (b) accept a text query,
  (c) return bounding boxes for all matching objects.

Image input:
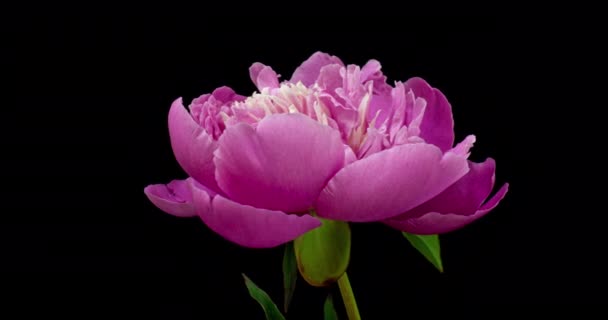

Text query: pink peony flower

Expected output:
[144,52,509,248]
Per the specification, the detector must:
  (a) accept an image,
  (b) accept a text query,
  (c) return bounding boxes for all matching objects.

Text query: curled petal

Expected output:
[315,143,470,222]
[361,59,392,95]
[317,64,343,92]
[404,77,454,151]
[386,183,509,234]
[249,62,280,90]
[386,158,498,223]
[360,59,383,83]
[143,178,197,217]
[168,98,221,192]
[291,52,344,86]
[191,182,322,248]
[451,135,476,157]
[249,62,265,85]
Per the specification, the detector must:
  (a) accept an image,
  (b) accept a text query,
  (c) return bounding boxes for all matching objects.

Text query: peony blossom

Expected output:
[144,52,509,248]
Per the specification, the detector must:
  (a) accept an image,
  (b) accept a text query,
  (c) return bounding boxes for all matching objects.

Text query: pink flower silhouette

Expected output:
[144,52,509,248]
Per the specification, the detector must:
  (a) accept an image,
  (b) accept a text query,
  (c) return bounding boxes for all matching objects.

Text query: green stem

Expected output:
[337,272,361,320]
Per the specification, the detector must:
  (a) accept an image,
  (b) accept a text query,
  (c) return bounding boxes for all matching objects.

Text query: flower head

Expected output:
[144,52,509,248]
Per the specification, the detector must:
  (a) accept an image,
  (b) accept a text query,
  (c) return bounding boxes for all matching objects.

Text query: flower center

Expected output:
[225,82,332,127]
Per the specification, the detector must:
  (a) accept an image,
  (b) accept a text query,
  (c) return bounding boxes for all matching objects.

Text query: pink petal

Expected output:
[368,92,393,128]
[190,182,322,248]
[451,135,476,157]
[143,178,197,217]
[290,52,343,86]
[249,62,265,84]
[208,86,245,102]
[189,87,245,140]
[404,77,455,152]
[360,59,393,95]
[386,183,509,234]
[357,127,387,159]
[317,64,343,92]
[249,62,280,90]
[319,93,358,141]
[343,144,357,166]
[168,98,221,192]
[387,158,497,222]
[360,59,382,82]
[215,113,345,212]
[315,143,470,222]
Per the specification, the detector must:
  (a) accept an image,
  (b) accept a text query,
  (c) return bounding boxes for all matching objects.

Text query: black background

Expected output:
[2,14,600,318]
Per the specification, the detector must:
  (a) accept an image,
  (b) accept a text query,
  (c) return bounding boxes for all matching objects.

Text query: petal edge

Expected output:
[144,178,197,217]
[168,98,220,192]
[191,183,322,248]
[316,143,470,222]
[387,183,509,234]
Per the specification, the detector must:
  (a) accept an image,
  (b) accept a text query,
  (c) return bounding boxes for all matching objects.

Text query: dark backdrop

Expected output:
[2,14,598,318]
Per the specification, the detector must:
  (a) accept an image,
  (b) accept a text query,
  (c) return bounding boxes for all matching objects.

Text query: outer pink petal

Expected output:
[143,178,197,217]
[290,52,344,86]
[168,98,220,192]
[404,77,454,152]
[249,62,280,90]
[190,182,322,248]
[386,183,509,234]
[390,158,497,220]
[315,143,470,222]
[215,113,345,212]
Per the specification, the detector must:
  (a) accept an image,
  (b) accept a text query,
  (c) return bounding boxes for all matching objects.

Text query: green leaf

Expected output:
[403,232,443,272]
[324,294,339,320]
[282,241,297,313]
[294,216,351,287]
[242,274,286,320]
